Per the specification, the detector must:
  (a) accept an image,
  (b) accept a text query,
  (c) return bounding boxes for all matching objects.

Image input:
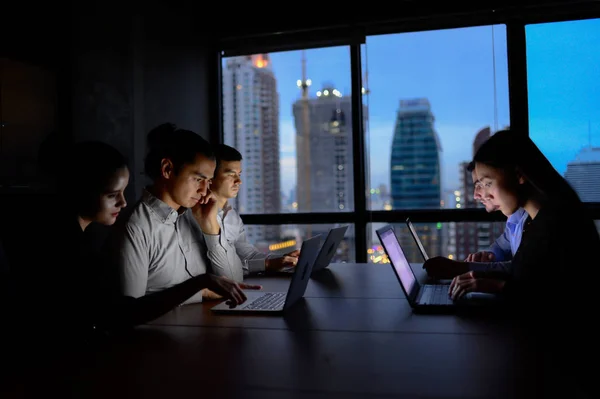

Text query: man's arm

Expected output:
[203,233,244,282]
[98,274,263,332]
[179,290,204,305]
[191,197,244,282]
[100,273,213,330]
[489,227,512,261]
[467,260,512,274]
[234,225,268,275]
[112,223,150,298]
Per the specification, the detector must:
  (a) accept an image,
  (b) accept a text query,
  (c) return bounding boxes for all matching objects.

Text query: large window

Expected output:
[235,223,355,263]
[368,221,506,264]
[360,26,510,262]
[221,46,354,247]
[218,13,600,263]
[526,18,600,203]
[362,26,510,211]
[221,47,354,215]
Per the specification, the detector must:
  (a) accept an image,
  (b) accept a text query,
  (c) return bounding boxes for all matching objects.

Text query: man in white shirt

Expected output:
[109,123,260,304]
[207,144,300,282]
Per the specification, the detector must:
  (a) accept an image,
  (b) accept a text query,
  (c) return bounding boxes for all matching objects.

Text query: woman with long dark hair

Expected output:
[445,129,598,397]
[447,130,599,305]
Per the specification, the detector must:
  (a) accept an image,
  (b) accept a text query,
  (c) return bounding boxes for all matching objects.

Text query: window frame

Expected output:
[211,4,600,263]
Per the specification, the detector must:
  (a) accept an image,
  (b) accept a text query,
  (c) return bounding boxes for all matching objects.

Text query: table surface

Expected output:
[3,263,584,398]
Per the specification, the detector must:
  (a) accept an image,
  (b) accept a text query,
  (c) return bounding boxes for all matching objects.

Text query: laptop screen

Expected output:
[406,219,429,261]
[379,227,416,296]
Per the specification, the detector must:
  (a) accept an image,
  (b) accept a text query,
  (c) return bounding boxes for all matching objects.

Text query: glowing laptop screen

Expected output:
[379,227,416,296]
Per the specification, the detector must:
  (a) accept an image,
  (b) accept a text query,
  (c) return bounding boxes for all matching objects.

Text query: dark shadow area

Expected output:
[283,298,316,331]
[309,268,341,291]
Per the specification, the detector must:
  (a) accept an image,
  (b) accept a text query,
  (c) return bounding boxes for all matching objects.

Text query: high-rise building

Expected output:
[293,85,355,213]
[565,146,600,235]
[565,146,600,202]
[390,98,442,262]
[222,54,281,248]
[293,84,360,262]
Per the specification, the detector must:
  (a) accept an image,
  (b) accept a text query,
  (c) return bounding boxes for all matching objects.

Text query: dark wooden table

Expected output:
[3,263,588,398]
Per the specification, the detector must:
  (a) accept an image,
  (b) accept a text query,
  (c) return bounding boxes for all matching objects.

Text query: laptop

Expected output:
[278,226,348,274]
[211,235,321,313]
[405,218,428,261]
[312,225,349,272]
[376,225,454,311]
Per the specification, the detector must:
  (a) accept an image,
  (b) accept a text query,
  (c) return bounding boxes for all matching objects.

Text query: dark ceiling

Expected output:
[206,0,599,40]
[1,0,598,68]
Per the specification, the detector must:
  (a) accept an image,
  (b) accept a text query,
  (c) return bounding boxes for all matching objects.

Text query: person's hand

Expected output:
[201,288,223,300]
[266,249,300,272]
[192,190,220,234]
[465,251,495,262]
[423,256,469,279]
[205,275,262,308]
[448,271,505,300]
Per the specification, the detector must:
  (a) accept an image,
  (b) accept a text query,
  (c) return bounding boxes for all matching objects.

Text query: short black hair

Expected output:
[144,123,215,180]
[214,144,242,171]
[466,161,475,172]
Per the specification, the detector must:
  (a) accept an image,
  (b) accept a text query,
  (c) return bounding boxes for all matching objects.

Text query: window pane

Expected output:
[368,221,507,264]
[362,26,510,211]
[238,223,355,263]
[526,18,600,202]
[221,46,354,227]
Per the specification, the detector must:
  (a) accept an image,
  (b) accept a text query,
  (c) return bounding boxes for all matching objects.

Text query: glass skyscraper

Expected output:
[390,98,442,261]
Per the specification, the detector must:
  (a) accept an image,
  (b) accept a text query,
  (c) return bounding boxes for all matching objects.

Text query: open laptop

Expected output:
[376,225,454,311]
[405,218,428,261]
[211,235,321,313]
[279,226,348,274]
[312,225,348,272]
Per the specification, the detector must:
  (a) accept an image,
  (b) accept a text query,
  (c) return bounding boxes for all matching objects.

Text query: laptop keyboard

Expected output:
[418,284,453,305]
[243,292,286,310]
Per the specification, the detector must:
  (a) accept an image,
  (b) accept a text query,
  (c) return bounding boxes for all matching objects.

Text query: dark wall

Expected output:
[136,8,213,196]
[70,4,213,200]
[0,3,214,270]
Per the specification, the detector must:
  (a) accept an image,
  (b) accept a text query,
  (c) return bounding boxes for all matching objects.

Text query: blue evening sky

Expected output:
[226,19,599,197]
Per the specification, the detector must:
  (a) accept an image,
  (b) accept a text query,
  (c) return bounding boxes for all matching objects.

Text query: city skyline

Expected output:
[267,24,511,196]
[223,18,599,204]
[526,18,600,176]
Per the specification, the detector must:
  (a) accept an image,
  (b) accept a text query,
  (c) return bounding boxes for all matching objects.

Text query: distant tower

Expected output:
[222,54,281,247]
[293,76,362,262]
[390,98,442,261]
[565,146,600,202]
[390,98,442,210]
[294,85,354,213]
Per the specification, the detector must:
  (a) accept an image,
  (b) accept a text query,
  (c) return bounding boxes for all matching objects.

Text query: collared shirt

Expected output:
[109,189,230,303]
[212,202,269,282]
[468,207,528,273]
[489,207,528,261]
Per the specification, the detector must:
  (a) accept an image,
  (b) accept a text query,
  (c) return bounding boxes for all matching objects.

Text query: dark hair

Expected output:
[144,123,215,180]
[473,129,581,206]
[466,161,475,172]
[214,144,242,171]
[68,141,129,214]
